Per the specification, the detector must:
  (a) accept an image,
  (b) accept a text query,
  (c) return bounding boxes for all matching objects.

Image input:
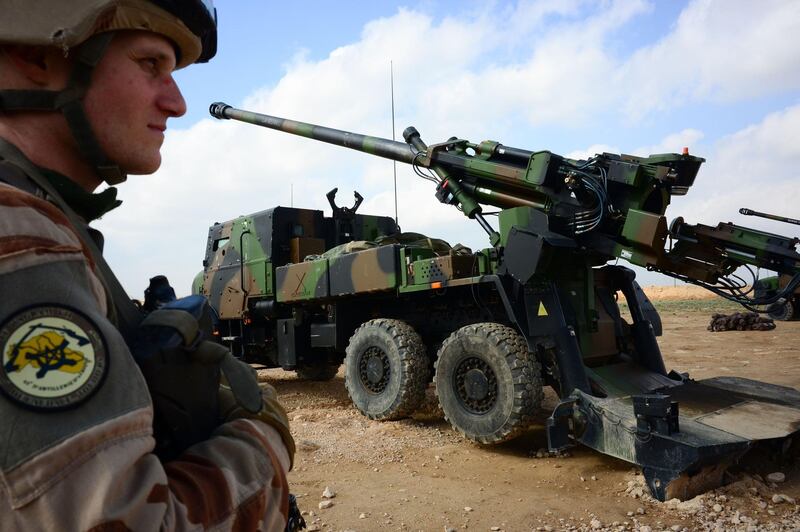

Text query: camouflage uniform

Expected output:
[0,126,292,532]
[0,1,293,530]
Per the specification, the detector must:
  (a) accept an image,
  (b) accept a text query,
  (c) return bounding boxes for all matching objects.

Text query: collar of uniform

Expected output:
[41,169,122,222]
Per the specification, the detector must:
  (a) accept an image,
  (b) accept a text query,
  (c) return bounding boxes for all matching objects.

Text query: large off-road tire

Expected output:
[434,323,543,444]
[767,299,796,321]
[344,319,429,420]
[296,363,341,381]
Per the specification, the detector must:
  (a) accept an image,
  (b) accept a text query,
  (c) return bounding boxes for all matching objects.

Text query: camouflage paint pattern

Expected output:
[276,260,329,302]
[328,245,398,296]
[197,203,484,310]
[210,103,704,246]
[207,104,800,503]
[196,207,326,319]
[210,103,418,164]
[197,203,401,316]
[197,217,244,318]
[0,178,291,530]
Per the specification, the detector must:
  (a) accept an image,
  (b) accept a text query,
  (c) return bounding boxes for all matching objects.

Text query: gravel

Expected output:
[263,368,800,532]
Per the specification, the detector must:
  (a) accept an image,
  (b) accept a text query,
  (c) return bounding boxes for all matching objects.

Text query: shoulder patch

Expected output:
[0,305,108,410]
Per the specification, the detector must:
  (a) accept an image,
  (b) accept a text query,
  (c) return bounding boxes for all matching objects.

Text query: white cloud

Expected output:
[565,128,704,161]
[632,129,704,157]
[565,143,620,160]
[622,0,800,116]
[668,103,800,233]
[94,1,800,295]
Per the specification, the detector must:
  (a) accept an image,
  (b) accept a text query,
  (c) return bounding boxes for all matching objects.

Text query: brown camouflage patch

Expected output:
[290,236,325,263]
[0,185,94,268]
[146,483,169,505]
[164,454,232,526]
[231,490,267,531]
[0,235,82,258]
[234,421,290,519]
[0,185,72,228]
[87,520,132,532]
[328,245,398,296]
[276,260,329,302]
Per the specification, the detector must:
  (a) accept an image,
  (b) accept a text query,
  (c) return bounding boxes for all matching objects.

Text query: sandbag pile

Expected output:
[707,312,775,332]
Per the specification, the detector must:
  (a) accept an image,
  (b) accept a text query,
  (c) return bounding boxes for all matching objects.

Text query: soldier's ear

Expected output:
[1,45,69,87]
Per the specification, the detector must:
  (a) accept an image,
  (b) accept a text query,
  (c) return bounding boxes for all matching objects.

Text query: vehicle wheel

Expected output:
[767,299,795,321]
[344,319,429,420]
[434,323,543,444]
[296,363,340,381]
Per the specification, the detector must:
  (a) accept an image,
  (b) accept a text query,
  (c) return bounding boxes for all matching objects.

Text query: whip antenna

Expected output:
[391,60,398,227]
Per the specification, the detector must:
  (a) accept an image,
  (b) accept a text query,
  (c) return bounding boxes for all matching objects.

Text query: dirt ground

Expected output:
[259,287,800,531]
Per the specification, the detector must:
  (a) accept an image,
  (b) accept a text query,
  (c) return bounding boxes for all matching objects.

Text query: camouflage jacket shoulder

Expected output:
[0,159,290,530]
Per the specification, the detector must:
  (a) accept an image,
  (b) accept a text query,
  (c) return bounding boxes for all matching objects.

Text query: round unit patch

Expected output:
[0,306,108,410]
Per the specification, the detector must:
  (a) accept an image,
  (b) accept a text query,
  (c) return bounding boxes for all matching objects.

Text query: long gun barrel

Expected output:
[210,102,506,242]
[210,102,419,165]
[739,207,800,226]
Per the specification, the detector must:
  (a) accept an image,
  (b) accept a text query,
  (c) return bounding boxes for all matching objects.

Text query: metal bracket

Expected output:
[327,187,363,218]
[633,394,679,435]
[547,397,577,451]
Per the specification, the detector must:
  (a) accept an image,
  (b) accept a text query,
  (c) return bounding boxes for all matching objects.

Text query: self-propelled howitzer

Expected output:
[209,102,799,304]
[208,102,800,501]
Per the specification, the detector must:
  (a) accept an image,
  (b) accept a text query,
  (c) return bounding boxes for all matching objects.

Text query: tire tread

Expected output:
[344,318,429,420]
[434,322,543,444]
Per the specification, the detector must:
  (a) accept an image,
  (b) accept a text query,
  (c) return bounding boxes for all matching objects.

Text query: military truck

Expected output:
[198,102,800,501]
[193,189,515,422]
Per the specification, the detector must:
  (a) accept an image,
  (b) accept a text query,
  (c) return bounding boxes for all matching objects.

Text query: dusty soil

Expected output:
[260,287,800,531]
[639,285,718,301]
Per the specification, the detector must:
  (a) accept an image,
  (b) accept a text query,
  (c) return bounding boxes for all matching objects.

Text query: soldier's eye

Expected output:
[138,57,160,74]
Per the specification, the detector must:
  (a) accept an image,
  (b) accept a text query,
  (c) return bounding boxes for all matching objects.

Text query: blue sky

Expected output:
[175,1,686,121]
[95,0,800,296]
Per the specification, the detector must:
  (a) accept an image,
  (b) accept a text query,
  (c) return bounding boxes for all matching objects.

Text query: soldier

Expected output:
[0,1,296,530]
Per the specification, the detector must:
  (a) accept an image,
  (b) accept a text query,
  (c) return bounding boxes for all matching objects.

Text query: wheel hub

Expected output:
[464,368,489,400]
[359,346,390,393]
[454,356,497,414]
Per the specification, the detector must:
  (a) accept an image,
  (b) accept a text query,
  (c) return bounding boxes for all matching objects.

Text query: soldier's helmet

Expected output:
[0,0,217,68]
[0,0,218,183]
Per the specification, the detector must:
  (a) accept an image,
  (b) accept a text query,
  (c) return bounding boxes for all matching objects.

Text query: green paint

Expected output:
[363,136,380,155]
[498,206,535,247]
[524,151,554,185]
[276,259,330,302]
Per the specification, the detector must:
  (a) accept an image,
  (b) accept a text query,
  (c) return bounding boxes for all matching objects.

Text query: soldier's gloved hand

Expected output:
[219,382,296,468]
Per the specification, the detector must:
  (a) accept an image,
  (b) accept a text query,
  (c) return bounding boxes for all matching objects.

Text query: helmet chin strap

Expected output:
[0,33,127,185]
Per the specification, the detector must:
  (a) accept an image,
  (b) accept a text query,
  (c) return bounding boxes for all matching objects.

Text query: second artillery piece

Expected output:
[742,208,800,321]
[203,102,800,502]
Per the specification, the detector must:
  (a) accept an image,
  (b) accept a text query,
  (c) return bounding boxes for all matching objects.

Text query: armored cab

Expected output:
[196,191,399,375]
[200,204,396,316]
